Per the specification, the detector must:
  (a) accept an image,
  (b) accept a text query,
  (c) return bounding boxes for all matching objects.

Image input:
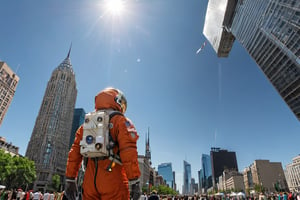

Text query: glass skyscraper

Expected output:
[26,47,77,191]
[183,160,192,195]
[158,162,174,189]
[203,0,300,121]
[69,108,86,149]
[201,154,212,192]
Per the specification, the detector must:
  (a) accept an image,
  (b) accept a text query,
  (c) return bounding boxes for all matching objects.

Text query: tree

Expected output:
[52,174,60,192]
[150,185,177,195]
[254,183,264,193]
[142,185,148,193]
[0,150,13,185]
[0,150,36,189]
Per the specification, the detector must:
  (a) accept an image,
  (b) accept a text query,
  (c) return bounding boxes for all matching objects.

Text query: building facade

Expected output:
[285,155,300,192]
[0,136,19,156]
[218,169,245,192]
[69,108,85,149]
[243,160,288,193]
[138,155,153,192]
[0,62,19,127]
[210,147,238,189]
[203,0,300,121]
[158,162,174,189]
[25,48,77,192]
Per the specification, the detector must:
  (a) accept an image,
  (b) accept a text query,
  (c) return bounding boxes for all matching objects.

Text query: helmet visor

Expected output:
[115,90,127,113]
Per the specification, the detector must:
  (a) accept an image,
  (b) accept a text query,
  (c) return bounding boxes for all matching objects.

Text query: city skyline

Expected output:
[0,0,299,193]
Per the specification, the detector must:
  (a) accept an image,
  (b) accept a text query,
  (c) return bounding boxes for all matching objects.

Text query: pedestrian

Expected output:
[32,191,42,200]
[43,191,50,200]
[65,87,141,200]
[148,190,159,200]
[141,192,148,200]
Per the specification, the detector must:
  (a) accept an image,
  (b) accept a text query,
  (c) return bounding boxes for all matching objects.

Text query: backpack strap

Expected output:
[106,111,124,170]
[107,111,123,150]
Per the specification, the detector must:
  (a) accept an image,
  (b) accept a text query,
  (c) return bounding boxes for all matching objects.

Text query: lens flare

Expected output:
[106,0,124,16]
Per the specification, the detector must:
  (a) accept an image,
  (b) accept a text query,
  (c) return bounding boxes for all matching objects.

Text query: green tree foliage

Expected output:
[0,150,13,184]
[150,185,178,195]
[254,183,265,193]
[142,185,148,193]
[52,174,60,192]
[0,150,36,189]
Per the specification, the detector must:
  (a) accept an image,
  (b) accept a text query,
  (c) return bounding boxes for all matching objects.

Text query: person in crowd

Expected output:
[148,190,159,200]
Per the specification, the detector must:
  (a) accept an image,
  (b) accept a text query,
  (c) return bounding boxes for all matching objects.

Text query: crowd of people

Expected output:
[139,191,300,200]
[0,189,68,200]
[1,188,300,200]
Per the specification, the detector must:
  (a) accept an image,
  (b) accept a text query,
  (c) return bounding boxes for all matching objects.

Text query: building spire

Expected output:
[145,127,151,163]
[67,43,72,59]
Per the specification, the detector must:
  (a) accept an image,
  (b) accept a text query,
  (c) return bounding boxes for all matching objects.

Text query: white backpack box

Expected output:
[80,110,111,158]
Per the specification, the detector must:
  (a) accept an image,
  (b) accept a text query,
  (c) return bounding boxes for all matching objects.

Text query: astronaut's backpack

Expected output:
[79,109,122,161]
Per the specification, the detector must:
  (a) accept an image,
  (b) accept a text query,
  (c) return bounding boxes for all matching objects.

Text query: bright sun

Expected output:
[105,0,125,16]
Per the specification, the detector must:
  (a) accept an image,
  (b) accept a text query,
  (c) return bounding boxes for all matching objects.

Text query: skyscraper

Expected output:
[183,160,192,195]
[158,162,174,189]
[69,108,85,149]
[201,154,213,192]
[203,0,300,120]
[26,47,77,191]
[210,147,238,189]
[198,169,203,194]
[0,62,19,127]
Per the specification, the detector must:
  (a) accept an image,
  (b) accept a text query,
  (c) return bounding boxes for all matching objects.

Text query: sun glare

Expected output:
[106,0,125,16]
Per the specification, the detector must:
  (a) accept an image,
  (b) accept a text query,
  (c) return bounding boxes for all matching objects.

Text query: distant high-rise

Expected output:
[26,47,77,191]
[201,154,213,192]
[198,169,203,194]
[0,62,19,127]
[69,108,85,149]
[210,147,238,189]
[158,162,174,189]
[145,127,151,164]
[183,160,192,195]
[203,0,300,120]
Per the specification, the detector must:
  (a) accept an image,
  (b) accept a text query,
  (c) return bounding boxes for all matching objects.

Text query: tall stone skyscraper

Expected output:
[203,0,300,120]
[26,47,77,191]
[0,61,19,127]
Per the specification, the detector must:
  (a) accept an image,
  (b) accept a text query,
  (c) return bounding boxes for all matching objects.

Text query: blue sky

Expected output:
[0,0,299,192]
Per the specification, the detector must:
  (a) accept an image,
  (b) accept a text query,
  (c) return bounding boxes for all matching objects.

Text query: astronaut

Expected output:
[65,87,141,200]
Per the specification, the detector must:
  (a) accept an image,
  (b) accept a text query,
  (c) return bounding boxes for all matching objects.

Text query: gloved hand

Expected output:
[129,179,141,200]
[65,178,78,200]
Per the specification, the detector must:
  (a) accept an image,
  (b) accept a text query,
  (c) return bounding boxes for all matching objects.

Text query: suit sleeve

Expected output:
[65,125,83,178]
[112,116,141,180]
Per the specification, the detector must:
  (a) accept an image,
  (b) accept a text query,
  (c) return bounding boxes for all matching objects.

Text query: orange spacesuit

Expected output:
[65,87,141,200]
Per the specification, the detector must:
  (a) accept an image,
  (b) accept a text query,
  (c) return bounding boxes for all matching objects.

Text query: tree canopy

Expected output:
[0,150,36,190]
